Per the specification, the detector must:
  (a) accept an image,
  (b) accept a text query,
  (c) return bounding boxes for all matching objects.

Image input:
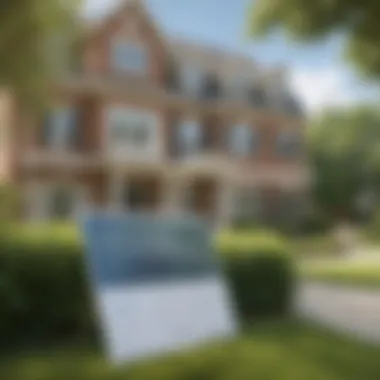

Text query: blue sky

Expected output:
[84,0,380,114]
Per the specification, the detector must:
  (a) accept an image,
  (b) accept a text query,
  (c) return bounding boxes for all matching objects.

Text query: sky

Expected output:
[84,0,380,115]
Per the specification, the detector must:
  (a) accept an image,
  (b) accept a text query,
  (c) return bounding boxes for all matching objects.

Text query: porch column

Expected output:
[161,176,185,215]
[216,181,236,229]
[108,170,125,212]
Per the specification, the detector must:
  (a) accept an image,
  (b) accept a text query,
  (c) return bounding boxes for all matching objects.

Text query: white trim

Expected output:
[177,119,202,157]
[44,104,77,152]
[228,123,253,157]
[108,170,126,212]
[104,106,161,160]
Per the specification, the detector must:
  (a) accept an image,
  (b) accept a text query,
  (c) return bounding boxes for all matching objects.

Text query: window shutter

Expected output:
[69,108,81,149]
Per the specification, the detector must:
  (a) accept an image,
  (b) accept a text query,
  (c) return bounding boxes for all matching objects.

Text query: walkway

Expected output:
[295,282,380,344]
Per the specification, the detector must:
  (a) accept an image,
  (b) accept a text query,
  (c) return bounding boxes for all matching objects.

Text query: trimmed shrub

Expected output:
[0,224,294,350]
[0,224,95,349]
[215,228,294,321]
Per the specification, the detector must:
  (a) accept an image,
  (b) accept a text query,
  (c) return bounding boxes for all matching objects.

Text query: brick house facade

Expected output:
[2,0,309,227]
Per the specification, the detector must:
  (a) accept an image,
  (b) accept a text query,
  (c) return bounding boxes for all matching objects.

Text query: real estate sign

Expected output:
[81,213,237,363]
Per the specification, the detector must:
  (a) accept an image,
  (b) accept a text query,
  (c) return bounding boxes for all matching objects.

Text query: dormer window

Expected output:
[249,86,267,107]
[202,73,220,99]
[284,95,304,116]
[111,39,147,73]
[181,65,203,96]
[227,77,249,101]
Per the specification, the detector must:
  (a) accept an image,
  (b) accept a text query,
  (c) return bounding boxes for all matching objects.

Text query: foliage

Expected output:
[0,226,94,349]
[0,184,20,231]
[0,0,82,107]
[1,320,380,380]
[215,228,289,256]
[363,207,380,242]
[0,225,294,348]
[216,228,294,319]
[300,262,380,289]
[307,106,380,221]
[247,0,380,79]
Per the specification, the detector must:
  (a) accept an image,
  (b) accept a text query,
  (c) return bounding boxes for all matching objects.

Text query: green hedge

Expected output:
[0,225,95,349]
[215,229,294,320]
[0,225,294,349]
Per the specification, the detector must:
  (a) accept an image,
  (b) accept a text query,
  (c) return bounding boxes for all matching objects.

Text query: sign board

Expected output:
[81,213,237,363]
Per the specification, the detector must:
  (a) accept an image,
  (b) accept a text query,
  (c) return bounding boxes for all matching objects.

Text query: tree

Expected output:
[247,0,380,79]
[308,106,380,221]
[0,1,82,107]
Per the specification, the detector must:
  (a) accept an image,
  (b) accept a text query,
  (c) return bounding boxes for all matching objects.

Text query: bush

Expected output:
[0,224,95,350]
[0,225,294,350]
[0,184,20,226]
[215,229,294,321]
[364,209,380,243]
[297,209,333,235]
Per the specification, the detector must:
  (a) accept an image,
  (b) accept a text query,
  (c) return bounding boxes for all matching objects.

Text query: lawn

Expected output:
[300,262,380,289]
[1,320,380,380]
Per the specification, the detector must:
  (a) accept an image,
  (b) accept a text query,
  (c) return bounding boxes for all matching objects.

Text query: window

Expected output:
[181,66,203,95]
[107,108,157,152]
[111,40,147,72]
[228,77,249,101]
[229,124,258,157]
[177,120,202,156]
[249,86,267,107]
[276,131,301,157]
[284,95,303,116]
[43,106,77,150]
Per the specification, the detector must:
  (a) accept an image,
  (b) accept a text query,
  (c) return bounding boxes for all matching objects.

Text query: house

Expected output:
[2,0,309,227]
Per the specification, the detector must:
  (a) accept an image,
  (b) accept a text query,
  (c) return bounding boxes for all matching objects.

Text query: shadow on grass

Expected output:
[1,319,379,380]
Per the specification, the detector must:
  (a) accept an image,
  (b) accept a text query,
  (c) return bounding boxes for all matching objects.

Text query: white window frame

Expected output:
[111,39,147,73]
[177,119,202,157]
[46,105,76,151]
[229,124,254,157]
[180,65,203,95]
[105,107,159,157]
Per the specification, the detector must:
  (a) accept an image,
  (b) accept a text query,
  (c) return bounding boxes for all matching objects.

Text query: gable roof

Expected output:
[82,0,289,87]
[85,0,168,52]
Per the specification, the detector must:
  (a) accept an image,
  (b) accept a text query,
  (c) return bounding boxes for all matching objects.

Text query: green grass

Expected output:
[292,233,340,257]
[1,320,380,380]
[300,262,380,289]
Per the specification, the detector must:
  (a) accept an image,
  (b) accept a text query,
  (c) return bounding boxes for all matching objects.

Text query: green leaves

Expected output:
[247,0,380,79]
[0,0,82,108]
[308,106,380,219]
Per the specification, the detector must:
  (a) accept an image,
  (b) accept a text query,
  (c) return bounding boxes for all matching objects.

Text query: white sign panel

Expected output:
[82,213,237,363]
